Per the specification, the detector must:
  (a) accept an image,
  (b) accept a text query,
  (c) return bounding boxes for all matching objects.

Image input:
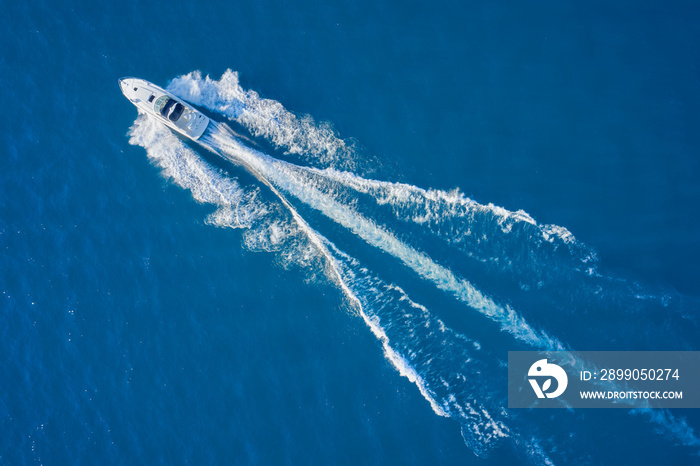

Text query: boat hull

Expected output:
[119,77,209,140]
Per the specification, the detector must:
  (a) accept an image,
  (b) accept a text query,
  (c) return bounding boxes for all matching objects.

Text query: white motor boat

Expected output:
[119,77,210,140]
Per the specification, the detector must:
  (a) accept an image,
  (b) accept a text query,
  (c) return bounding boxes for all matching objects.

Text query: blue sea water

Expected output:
[2,0,700,464]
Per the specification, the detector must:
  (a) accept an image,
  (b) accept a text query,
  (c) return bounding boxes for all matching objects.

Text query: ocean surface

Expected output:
[2,0,700,464]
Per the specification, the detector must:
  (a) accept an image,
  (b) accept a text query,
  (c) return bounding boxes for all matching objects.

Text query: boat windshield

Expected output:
[155,97,185,122]
[169,103,184,122]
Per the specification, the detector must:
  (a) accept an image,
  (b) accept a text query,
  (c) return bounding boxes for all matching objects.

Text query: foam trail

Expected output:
[203,123,700,460]
[203,123,562,351]
[127,109,699,461]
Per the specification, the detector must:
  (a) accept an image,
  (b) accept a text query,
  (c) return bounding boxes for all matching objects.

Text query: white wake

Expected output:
[124,70,700,460]
[202,122,562,351]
